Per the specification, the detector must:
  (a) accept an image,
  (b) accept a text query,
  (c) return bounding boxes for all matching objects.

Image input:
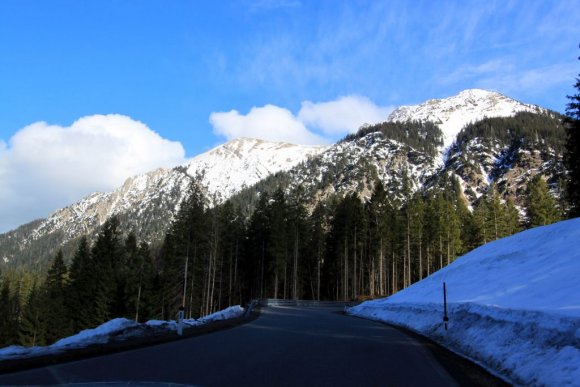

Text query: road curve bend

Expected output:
[0,306,460,386]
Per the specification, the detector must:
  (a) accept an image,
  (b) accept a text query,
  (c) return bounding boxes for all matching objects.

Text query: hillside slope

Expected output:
[349,218,580,385]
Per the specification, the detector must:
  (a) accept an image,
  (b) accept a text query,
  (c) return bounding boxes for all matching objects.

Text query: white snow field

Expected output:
[0,305,245,361]
[348,218,580,386]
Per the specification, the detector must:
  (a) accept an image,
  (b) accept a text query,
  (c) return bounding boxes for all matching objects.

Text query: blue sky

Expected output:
[1,0,579,231]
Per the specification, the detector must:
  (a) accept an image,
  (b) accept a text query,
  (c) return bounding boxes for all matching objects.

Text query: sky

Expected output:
[1,0,579,232]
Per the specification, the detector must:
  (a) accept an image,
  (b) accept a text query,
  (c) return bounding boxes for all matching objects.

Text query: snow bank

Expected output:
[349,218,580,386]
[53,318,140,348]
[0,305,245,361]
[199,305,245,323]
[143,305,245,330]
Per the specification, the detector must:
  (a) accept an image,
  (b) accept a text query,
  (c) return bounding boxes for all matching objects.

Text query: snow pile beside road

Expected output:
[200,305,245,323]
[0,305,245,361]
[348,218,580,386]
[53,318,140,348]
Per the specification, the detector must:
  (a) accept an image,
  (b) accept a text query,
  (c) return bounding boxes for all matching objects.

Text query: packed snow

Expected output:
[0,305,245,362]
[348,218,580,385]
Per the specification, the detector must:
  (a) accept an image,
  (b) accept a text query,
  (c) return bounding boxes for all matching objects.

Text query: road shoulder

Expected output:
[0,308,261,375]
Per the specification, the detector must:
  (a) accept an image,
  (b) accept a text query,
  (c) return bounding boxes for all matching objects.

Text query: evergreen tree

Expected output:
[267,188,288,299]
[526,175,561,227]
[565,49,580,217]
[287,186,309,300]
[246,193,271,299]
[159,182,208,319]
[67,236,94,331]
[366,181,391,296]
[306,203,328,300]
[41,250,71,343]
[81,217,124,327]
[0,280,17,346]
[18,283,44,346]
[504,198,522,236]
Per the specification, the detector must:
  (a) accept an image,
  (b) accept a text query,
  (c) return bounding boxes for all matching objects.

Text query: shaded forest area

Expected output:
[0,173,562,347]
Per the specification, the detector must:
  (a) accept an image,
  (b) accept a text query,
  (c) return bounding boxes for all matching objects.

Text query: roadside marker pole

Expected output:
[443,282,449,331]
[177,306,185,336]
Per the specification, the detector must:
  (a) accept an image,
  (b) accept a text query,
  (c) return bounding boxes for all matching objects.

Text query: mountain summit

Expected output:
[387,89,543,149]
[185,137,326,202]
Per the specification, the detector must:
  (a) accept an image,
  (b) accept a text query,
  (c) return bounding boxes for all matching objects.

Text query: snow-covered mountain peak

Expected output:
[185,137,327,202]
[10,137,326,247]
[387,89,544,149]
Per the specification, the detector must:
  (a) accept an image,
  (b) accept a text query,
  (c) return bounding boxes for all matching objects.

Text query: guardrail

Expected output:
[256,299,357,308]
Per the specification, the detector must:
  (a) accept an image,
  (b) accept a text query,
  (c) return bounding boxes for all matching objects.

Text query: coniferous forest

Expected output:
[0,171,564,347]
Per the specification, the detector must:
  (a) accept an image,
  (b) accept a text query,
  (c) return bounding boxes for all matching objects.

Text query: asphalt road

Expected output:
[0,306,460,386]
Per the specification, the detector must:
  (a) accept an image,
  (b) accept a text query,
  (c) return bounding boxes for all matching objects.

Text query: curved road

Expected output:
[0,306,458,386]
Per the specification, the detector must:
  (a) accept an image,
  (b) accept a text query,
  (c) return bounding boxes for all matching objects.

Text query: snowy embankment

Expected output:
[348,218,580,386]
[0,305,245,361]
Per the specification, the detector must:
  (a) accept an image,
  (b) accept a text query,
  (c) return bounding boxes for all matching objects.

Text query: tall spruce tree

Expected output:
[565,48,580,217]
[159,182,208,319]
[526,175,560,227]
[18,283,44,346]
[0,280,17,346]
[67,236,95,331]
[42,250,71,343]
[306,203,328,300]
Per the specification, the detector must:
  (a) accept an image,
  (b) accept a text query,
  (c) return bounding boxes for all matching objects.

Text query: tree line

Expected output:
[0,173,562,347]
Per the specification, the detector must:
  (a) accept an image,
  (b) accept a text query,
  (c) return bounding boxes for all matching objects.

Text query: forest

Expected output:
[0,172,562,347]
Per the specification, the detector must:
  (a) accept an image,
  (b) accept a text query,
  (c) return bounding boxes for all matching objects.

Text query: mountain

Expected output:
[387,89,545,150]
[0,138,325,269]
[233,104,564,212]
[0,89,566,270]
[185,137,326,202]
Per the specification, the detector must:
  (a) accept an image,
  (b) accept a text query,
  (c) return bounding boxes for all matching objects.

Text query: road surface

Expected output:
[0,306,460,386]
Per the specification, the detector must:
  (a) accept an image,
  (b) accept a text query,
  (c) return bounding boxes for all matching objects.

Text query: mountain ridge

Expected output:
[0,89,566,269]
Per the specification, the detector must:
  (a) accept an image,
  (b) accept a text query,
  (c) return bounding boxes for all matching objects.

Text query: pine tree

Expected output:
[0,280,17,346]
[246,193,271,299]
[306,203,327,300]
[159,182,208,319]
[80,217,124,327]
[287,186,309,300]
[41,250,71,343]
[67,236,94,331]
[565,48,580,217]
[18,284,45,346]
[366,181,391,296]
[504,198,522,236]
[526,175,560,227]
[267,187,288,299]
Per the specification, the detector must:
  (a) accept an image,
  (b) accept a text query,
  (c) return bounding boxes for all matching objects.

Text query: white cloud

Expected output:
[298,95,393,135]
[210,95,391,144]
[210,104,328,145]
[0,114,186,232]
